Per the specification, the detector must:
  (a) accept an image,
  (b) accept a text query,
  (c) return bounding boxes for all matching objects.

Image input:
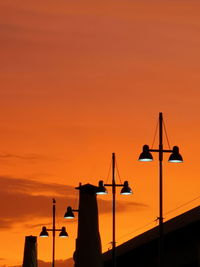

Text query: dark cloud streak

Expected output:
[0,153,48,161]
[0,176,148,229]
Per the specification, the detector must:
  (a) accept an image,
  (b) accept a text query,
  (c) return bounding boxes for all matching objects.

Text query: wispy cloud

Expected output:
[0,176,147,229]
[0,176,75,229]
[0,153,47,161]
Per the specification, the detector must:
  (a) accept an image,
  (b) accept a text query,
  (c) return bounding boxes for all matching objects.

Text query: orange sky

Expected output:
[0,0,200,266]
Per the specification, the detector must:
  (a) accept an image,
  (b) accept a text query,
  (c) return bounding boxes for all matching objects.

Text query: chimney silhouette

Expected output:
[22,236,38,267]
[73,183,103,267]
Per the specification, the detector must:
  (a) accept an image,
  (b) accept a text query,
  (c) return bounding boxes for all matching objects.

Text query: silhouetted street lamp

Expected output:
[64,206,79,219]
[138,112,183,267]
[96,153,132,267]
[64,185,80,219]
[39,199,68,267]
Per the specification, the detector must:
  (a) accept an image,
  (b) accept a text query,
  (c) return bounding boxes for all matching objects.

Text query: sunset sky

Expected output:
[0,0,200,266]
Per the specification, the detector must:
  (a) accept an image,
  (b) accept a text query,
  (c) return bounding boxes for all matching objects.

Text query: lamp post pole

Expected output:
[52,199,56,267]
[112,153,116,267]
[158,113,164,267]
[138,112,183,267]
[96,153,133,267]
[39,200,68,267]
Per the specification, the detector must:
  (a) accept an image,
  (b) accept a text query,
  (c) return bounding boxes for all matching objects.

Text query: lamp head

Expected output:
[64,206,75,219]
[96,180,108,195]
[168,146,183,163]
[138,145,153,162]
[59,227,68,238]
[40,226,48,237]
[120,181,133,195]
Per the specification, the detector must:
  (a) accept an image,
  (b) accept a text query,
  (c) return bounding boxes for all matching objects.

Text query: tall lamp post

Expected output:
[96,153,133,267]
[39,199,68,267]
[138,112,183,267]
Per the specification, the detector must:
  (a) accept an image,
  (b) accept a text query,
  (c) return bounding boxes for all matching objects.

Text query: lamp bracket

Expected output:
[72,209,79,212]
[149,149,173,153]
[104,183,123,187]
[46,228,64,232]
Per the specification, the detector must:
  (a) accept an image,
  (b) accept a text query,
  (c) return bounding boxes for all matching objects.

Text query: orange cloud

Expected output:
[0,176,147,229]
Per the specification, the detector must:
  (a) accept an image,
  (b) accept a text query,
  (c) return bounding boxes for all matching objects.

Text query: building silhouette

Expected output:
[22,235,38,267]
[103,206,200,267]
[74,183,103,267]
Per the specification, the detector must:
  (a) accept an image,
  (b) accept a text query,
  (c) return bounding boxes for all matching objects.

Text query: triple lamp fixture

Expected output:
[39,199,68,239]
[64,180,132,219]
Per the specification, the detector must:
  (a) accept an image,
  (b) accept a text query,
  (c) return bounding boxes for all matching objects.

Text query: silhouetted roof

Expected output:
[25,236,37,243]
[102,206,200,261]
[76,183,99,193]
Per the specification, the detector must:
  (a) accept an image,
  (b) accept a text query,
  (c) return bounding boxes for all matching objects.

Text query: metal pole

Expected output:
[112,153,116,267]
[52,199,56,267]
[158,113,164,267]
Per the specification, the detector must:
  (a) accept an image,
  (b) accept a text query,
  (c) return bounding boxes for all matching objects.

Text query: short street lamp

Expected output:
[138,112,183,267]
[39,199,68,267]
[64,206,79,219]
[96,153,132,267]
